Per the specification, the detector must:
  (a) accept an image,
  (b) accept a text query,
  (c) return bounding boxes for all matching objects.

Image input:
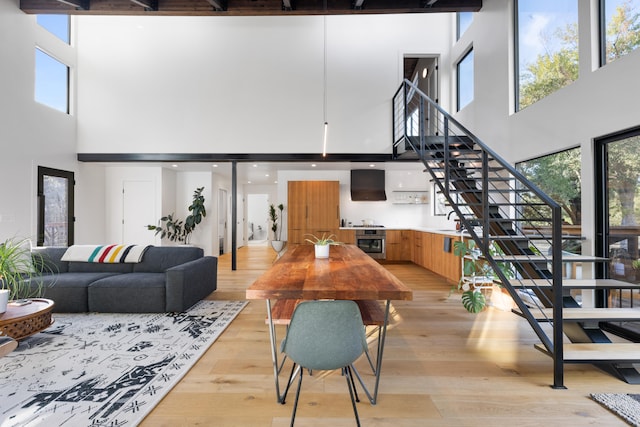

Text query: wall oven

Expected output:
[355,228,386,260]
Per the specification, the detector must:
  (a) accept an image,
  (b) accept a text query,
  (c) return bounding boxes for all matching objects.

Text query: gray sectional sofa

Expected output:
[30,246,217,313]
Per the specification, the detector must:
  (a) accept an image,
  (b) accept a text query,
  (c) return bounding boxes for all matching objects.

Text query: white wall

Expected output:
[0,0,77,242]
[75,14,453,155]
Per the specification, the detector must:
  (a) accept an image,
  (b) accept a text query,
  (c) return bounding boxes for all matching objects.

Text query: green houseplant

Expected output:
[305,233,340,259]
[268,203,286,252]
[0,237,55,312]
[147,187,206,244]
[452,239,514,313]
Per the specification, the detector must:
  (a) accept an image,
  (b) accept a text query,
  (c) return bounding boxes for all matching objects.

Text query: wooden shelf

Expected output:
[392,191,429,205]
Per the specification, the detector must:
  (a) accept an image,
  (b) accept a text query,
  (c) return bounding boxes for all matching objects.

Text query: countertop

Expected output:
[340,226,467,236]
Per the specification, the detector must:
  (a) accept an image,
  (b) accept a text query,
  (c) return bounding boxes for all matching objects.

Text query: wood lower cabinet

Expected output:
[386,230,413,261]
[287,181,340,245]
[412,230,462,283]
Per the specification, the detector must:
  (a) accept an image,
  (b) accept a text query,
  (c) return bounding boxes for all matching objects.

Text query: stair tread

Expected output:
[519,307,640,321]
[516,279,639,289]
[534,343,640,362]
[492,254,608,263]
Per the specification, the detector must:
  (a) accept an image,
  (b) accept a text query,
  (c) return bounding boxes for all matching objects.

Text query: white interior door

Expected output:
[122,180,156,245]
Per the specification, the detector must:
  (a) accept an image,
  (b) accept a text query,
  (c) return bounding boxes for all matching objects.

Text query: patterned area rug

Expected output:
[0,300,247,427]
[591,393,640,426]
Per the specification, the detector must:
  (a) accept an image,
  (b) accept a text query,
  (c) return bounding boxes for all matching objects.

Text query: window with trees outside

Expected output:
[516,148,582,234]
[515,0,578,110]
[595,129,640,339]
[456,48,474,111]
[601,0,640,65]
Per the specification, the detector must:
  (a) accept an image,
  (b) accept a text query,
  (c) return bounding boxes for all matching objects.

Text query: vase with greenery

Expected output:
[147,187,206,244]
[305,233,340,259]
[452,239,514,313]
[268,203,286,252]
[0,237,55,312]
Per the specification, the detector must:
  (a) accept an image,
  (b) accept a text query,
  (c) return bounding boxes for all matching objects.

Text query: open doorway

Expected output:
[404,55,438,102]
[247,194,269,246]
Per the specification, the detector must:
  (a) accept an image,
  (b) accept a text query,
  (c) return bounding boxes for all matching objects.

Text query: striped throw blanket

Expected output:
[61,245,151,263]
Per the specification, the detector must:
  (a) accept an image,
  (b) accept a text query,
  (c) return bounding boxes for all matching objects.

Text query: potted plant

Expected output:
[305,233,339,259]
[0,237,54,313]
[147,187,206,244]
[452,239,514,313]
[268,203,286,253]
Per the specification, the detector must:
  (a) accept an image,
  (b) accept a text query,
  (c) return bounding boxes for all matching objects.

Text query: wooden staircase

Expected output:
[392,79,640,388]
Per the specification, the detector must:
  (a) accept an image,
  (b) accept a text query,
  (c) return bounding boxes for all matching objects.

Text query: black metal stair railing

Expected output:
[393,79,568,388]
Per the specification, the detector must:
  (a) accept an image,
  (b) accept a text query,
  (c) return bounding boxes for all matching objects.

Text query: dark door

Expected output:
[37,166,74,246]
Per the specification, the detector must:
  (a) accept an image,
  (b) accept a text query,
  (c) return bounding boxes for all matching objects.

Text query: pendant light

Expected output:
[322,15,328,157]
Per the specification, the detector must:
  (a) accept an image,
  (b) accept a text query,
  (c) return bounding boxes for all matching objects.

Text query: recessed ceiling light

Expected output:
[265,174,270,177]
[311,164,317,167]
[253,164,258,168]
[274,180,278,184]
[422,67,428,78]
[369,164,376,167]
[248,180,252,184]
[212,164,218,168]
[172,164,178,168]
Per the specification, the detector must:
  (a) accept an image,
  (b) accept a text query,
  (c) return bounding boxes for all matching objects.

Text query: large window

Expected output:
[456,48,474,111]
[595,129,640,339]
[516,147,582,229]
[36,15,70,44]
[515,0,579,110]
[457,12,473,40]
[35,48,69,113]
[601,0,640,65]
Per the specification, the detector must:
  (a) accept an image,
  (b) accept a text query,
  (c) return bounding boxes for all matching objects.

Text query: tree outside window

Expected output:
[602,0,640,64]
[516,0,579,110]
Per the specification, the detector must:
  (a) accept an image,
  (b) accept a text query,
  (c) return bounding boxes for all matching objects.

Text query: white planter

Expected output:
[271,240,286,253]
[0,289,9,314]
[315,244,330,259]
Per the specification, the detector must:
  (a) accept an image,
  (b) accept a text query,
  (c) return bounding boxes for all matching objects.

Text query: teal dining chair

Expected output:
[280,300,369,426]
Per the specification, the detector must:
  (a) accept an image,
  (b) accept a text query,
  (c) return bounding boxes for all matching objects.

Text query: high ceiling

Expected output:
[21,0,481,16]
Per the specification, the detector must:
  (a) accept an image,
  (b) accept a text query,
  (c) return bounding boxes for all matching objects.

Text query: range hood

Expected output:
[350,169,387,201]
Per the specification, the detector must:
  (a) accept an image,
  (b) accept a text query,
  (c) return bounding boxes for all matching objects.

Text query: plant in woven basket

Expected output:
[0,237,54,301]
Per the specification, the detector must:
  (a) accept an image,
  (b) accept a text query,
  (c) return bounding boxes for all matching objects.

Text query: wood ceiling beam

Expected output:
[130,0,157,11]
[204,0,227,11]
[55,0,89,10]
[21,0,482,16]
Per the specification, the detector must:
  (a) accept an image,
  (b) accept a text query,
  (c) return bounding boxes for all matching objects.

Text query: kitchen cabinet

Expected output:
[386,230,413,261]
[412,230,462,283]
[287,181,340,244]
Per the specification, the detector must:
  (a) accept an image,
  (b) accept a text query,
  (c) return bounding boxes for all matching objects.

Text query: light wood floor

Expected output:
[141,245,636,426]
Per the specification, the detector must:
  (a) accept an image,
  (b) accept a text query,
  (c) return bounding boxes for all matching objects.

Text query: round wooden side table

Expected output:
[0,298,54,340]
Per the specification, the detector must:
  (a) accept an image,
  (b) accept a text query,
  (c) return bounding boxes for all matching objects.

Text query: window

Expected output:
[595,129,640,339]
[457,12,473,40]
[516,147,582,228]
[36,15,70,44]
[35,48,69,113]
[600,0,640,65]
[515,0,579,110]
[456,48,474,111]
[37,167,74,247]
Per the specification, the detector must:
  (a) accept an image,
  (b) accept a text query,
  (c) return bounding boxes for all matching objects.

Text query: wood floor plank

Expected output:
[140,244,635,426]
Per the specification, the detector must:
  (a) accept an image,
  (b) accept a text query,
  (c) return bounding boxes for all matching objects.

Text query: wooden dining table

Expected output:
[246,244,413,404]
